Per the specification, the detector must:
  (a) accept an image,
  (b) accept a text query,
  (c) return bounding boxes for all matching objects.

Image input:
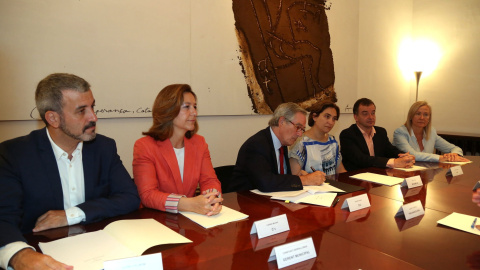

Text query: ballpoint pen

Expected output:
[471,218,477,229]
[310,166,316,172]
[332,198,340,207]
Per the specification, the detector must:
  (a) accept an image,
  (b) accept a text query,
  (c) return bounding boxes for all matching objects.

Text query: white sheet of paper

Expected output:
[296,193,337,207]
[442,160,473,165]
[39,219,190,270]
[40,230,136,270]
[304,184,345,194]
[349,172,404,186]
[272,192,337,207]
[271,192,312,203]
[394,165,427,172]
[180,206,248,229]
[103,219,191,255]
[437,212,480,236]
[250,189,307,197]
[104,253,163,270]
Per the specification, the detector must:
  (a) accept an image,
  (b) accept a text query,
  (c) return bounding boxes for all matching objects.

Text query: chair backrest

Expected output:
[214,165,235,194]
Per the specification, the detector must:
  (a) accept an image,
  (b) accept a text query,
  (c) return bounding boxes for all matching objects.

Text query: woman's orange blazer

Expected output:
[133,134,221,211]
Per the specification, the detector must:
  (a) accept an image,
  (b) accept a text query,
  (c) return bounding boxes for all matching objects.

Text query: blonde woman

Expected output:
[393,101,469,162]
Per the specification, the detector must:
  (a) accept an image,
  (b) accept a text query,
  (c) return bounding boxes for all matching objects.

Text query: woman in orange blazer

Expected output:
[133,84,222,215]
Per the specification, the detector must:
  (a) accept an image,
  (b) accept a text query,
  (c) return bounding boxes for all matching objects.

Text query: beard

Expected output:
[59,117,97,142]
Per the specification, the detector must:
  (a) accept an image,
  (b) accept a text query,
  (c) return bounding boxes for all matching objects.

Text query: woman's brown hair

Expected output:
[143,84,198,141]
[307,100,340,127]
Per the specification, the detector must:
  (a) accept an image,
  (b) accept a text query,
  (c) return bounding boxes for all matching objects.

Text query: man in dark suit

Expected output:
[232,102,325,192]
[340,98,415,171]
[0,73,140,270]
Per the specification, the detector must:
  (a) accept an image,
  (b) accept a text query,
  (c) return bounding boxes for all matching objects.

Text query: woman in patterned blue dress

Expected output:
[289,100,346,176]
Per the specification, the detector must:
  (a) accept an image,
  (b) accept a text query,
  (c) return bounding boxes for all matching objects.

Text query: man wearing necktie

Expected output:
[232,103,326,192]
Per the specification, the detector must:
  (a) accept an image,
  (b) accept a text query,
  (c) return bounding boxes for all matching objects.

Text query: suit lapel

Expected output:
[353,125,371,155]
[157,139,184,194]
[372,129,383,156]
[82,141,95,200]
[183,137,196,194]
[263,127,279,173]
[37,128,65,208]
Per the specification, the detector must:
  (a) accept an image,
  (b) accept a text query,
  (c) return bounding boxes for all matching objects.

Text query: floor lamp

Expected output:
[415,71,422,102]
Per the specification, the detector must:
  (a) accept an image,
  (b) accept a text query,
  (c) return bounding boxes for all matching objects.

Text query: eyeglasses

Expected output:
[286,119,306,134]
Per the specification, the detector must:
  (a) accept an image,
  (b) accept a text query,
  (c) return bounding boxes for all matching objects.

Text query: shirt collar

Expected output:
[46,128,83,160]
[270,127,283,150]
[356,124,376,138]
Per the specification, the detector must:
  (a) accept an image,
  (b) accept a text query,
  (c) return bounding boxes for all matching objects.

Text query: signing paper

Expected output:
[180,206,248,229]
[39,219,191,270]
[271,192,337,207]
[350,172,404,186]
[437,212,480,236]
[442,160,472,165]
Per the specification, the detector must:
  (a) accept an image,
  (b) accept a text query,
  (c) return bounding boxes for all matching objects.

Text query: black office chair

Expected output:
[214,165,235,194]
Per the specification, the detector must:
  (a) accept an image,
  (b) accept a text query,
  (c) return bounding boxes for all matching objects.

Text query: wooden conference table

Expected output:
[23,156,480,270]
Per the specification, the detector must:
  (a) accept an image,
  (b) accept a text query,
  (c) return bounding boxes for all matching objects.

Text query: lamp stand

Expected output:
[415,71,423,101]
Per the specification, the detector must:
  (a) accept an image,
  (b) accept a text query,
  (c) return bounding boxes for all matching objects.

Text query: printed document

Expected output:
[442,160,473,165]
[39,219,192,270]
[271,192,337,207]
[180,206,248,229]
[437,212,480,236]
[350,172,404,186]
[250,183,343,198]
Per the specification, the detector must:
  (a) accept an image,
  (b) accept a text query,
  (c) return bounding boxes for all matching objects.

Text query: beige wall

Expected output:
[1,0,479,176]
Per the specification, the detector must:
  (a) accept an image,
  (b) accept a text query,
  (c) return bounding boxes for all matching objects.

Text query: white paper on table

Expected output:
[39,219,191,270]
[304,184,345,194]
[103,219,191,254]
[394,165,427,172]
[295,193,337,206]
[104,252,163,270]
[271,192,312,203]
[349,172,404,186]
[272,192,337,207]
[180,206,248,229]
[442,160,473,165]
[437,212,480,236]
[40,230,134,270]
[250,189,307,197]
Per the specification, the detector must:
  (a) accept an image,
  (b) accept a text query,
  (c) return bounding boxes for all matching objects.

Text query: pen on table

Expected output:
[310,166,316,172]
[332,197,340,207]
[471,218,477,229]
